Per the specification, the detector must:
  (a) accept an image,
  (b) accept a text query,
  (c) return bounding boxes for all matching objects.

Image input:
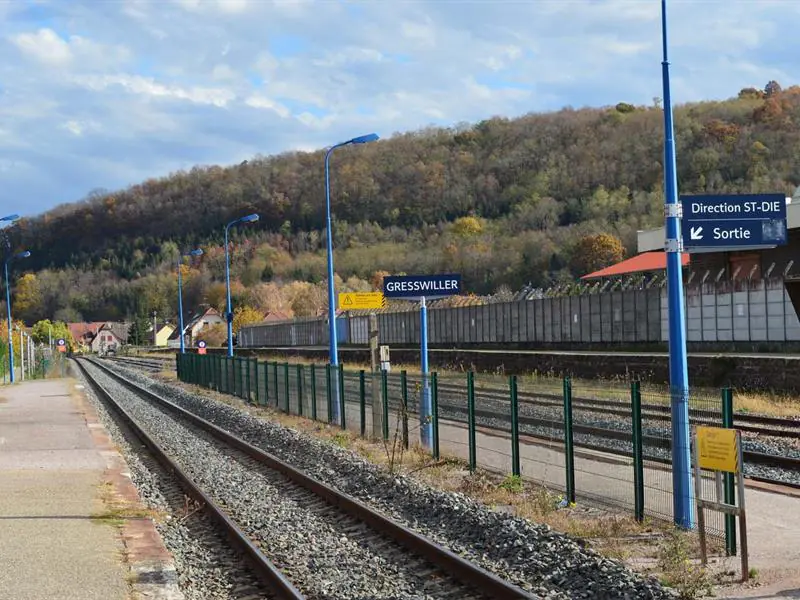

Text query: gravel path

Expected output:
[102,359,677,600]
[73,367,273,600]
[430,386,800,486]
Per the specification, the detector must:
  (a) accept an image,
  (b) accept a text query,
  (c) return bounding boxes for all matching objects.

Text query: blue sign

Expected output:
[197,340,207,348]
[383,273,461,299]
[56,338,66,346]
[680,193,788,250]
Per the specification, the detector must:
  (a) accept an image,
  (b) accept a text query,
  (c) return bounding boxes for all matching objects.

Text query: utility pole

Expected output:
[152,311,157,347]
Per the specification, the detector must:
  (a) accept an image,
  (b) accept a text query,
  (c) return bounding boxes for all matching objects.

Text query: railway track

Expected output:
[111,353,800,486]
[114,352,800,439]
[79,357,536,600]
[75,358,301,599]
[107,355,171,372]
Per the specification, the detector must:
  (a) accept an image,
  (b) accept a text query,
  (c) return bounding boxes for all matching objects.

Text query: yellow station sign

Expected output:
[338,291,386,310]
[696,426,739,473]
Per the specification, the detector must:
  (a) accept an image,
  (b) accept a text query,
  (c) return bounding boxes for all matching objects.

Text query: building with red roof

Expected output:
[580,251,690,280]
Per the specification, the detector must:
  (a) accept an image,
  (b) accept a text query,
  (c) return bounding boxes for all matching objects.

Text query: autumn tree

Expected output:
[370,270,390,292]
[570,233,625,276]
[451,216,484,238]
[196,323,226,347]
[14,273,43,322]
[232,305,263,334]
[31,320,74,349]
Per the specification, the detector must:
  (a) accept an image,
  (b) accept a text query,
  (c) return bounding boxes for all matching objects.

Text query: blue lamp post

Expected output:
[224,214,259,357]
[660,0,693,529]
[178,248,204,354]
[4,249,31,383]
[324,132,379,424]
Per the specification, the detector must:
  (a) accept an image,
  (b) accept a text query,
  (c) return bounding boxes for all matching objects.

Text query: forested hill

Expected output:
[13,81,798,269]
[4,81,800,324]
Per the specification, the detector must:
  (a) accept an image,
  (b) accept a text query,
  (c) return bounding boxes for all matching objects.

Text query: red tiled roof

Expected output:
[263,311,291,322]
[581,251,690,279]
[67,322,105,342]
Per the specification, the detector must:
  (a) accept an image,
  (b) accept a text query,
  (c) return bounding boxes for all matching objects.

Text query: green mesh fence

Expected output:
[175,353,735,544]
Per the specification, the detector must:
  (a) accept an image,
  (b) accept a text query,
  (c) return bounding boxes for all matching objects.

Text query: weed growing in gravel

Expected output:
[91,481,164,528]
[656,528,714,599]
[499,474,523,494]
[333,431,350,448]
[382,400,409,473]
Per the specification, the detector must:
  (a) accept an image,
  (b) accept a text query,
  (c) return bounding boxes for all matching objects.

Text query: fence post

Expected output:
[310,364,318,421]
[253,358,260,405]
[631,380,644,522]
[233,358,238,396]
[296,365,303,416]
[722,387,737,556]
[246,357,252,402]
[283,362,290,413]
[381,369,389,441]
[326,364,333,423]
[273,362,279,407]
[338,365,346,430]
[400,370,409,449]
[563,376,576,504]
[431,372,440,460]
[510,374,520,477]
[176,353,181,380]
[359,370,366,437]
[223,357,229,394]
[467,370,476,472]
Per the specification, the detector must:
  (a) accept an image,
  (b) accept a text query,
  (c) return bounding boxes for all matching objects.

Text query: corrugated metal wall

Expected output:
[239,278,800,347]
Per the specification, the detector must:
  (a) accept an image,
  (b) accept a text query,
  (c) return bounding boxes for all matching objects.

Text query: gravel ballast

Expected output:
[101,359,677,600]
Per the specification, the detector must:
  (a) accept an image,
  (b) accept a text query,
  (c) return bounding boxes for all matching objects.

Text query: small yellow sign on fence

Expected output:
[696,426,739,473]
[338,292,385,310]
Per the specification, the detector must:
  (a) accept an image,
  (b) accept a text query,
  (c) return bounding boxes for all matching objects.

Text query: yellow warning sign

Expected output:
[696,426,739,473]
[338,292,385,310]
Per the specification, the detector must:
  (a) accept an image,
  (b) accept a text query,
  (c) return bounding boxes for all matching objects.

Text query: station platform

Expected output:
[0,378,181,600]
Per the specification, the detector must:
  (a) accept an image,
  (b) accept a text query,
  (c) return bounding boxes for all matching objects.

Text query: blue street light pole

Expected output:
[178,248,204,354]
[224,214,259,357]
[324,132,379,423]
[661,0,693,530]
[4,250,31,384]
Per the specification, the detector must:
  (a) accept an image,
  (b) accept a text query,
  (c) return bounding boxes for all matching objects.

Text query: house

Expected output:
[155,324,174,347]
[263,310,292,322]
[89,322,130,354]
[67,322,106,350]
[167,307,225,348]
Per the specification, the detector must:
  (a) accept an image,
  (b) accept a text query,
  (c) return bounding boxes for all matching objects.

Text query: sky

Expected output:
[0,0,798,217]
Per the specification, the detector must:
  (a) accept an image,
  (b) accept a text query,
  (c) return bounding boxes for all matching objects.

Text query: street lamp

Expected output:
[4,250,30,383]
[324,132,379,423]
[660,0,693,531]
[178,248,204,354]
[224,213,259,357]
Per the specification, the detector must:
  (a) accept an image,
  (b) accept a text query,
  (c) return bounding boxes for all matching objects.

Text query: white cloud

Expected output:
[11,28,72,65]
[244,94,291,118]
[73,74,236,107]
[0,0,798,218]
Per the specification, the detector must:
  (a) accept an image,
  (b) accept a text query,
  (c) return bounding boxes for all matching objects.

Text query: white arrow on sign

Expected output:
[690,226,704,240]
